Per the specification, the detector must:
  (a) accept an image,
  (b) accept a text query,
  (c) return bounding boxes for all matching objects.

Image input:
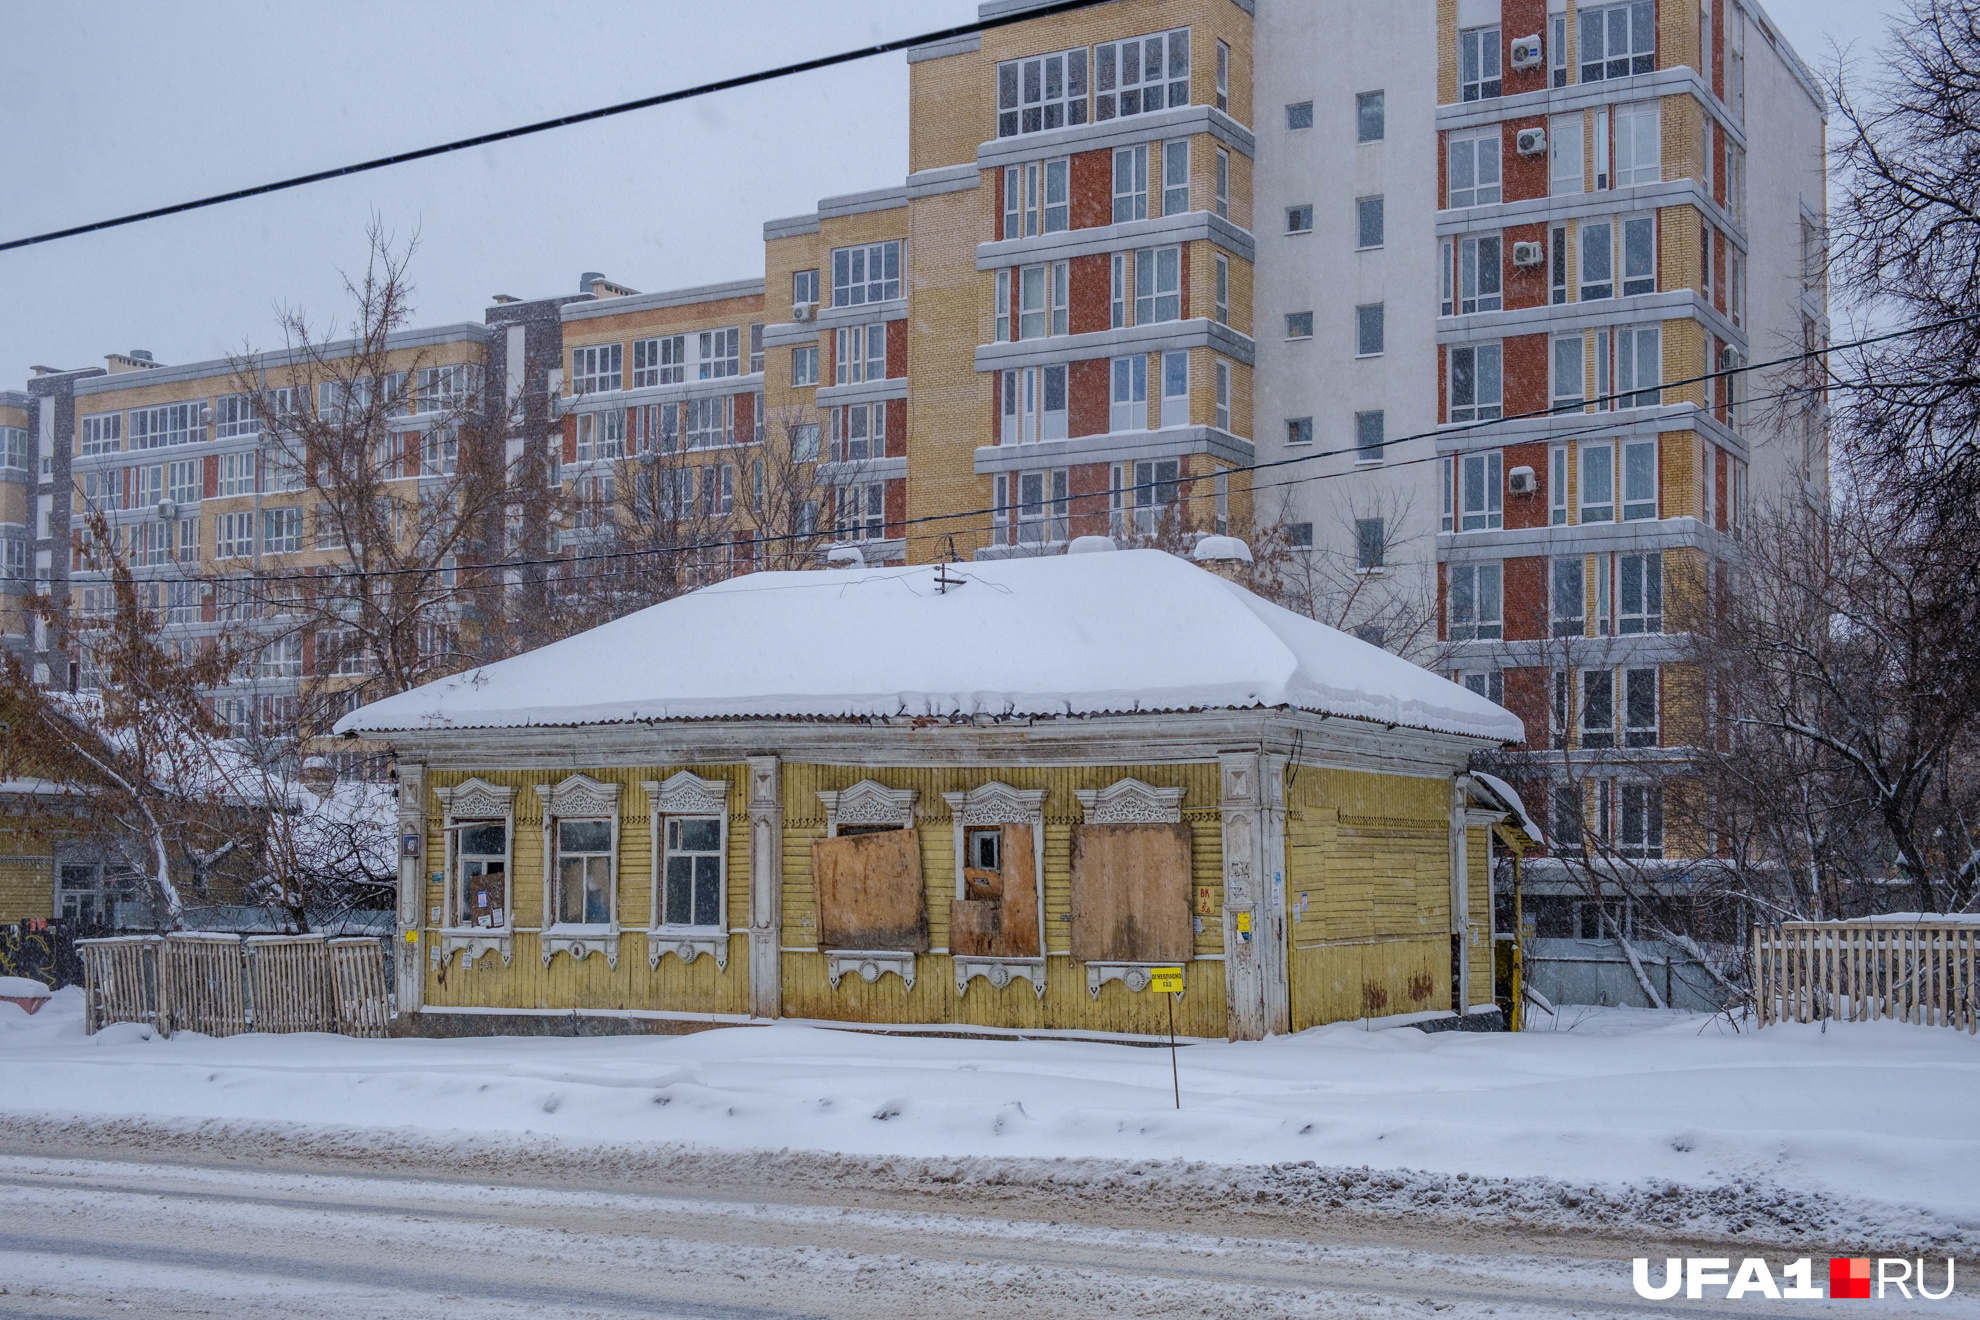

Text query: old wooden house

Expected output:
[338,547,1525,1040]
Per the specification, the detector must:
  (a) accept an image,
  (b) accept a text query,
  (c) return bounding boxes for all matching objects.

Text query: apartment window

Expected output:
[642,335,688,387]
[699,327,741,379]
[1553,335,1585,410]
[1622,215,1657,295]
[80,413,122,455]
[633,401,681,454]
[834,480,885,543]
[1215,40,1229,112]
[833,401,888,461]
[793,269,820,308]
[1613,442,1657,528]
[1580,1,1655,82]
[1286,521,1313,548]
[214,394,259,439]
[790,423,819,463]
[1582,669,1615,747]
[262,506,301,554]
[996,469,1070,546]
[1619,552,1663,634]
[1129,458,1180,536]
[130,403,201,449]
[749,324,765,374]
[1551,223,1569,304]
[1448,131,1502,207]
[1581,220,1614,300]
[1160,350,1189,426]
[1551,781,1583,843]
[571,344,622,395]
[834,323,886,383]
[1095,29,1189,121]
[256,634,303,681]
[792,345,819,387]
[1000,367,1067,445]
[1286,312,1313,340]
[1135,246,1182,323]
[997,46,1089,138]
[1286,416,1313,447]
[1110,355,1149,431]
[1214,360,1232,431]
[1623,668,1660,748]
[685,395,733,450]
[1449,344,1502,422]
[1551,114,1585,195]
[1214,148,1230,219]
[1618,326,1661,409]
[1448,563,1503,640]
[1016,261,1069,339]
[167,459,199,504]
[1459,451,1503,530]
[1355,517,1385,570]
[1551,556,1585,636]
[1214,253,1229,324]
[1615,102,1661,186]
[701,463,736,518]
[662,816,724,928]
[215,511,253,559]
[1113,145,1149,222]
[1162,140,1189,216]
[1356,196,1384,249]
[1580,443,1615,522]
[1357,91,1385,142]
[832,241,901,306]
[1355,410,1384,463]
[1458,235,1502,313]
[580,414,621,465]
[1596,108,1612,188]
[418,364,477,413]
[1110,255,1126,328]
[1552,14,1569,86]
[1620,784,1663,858]
[1006,158,1071,237]
[1460,26,1502,101]
[1356,303,1385,356]
[552,819,613,926]
[1460,671,1505,705]
[1286,101,1314,130]
[1286,204,1313,233]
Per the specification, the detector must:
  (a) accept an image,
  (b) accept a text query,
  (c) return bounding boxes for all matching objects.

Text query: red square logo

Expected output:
[1831,1258,1873,1299]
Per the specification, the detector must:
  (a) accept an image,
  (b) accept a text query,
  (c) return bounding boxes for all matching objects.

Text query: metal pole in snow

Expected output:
[1167,992,1179,1109]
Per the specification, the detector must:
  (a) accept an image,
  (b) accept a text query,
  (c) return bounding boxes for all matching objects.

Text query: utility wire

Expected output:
[79,309,1962,592]
[0,0,1115,254]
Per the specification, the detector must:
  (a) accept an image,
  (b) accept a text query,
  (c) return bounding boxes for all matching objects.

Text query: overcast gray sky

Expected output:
[0,0,1904,388]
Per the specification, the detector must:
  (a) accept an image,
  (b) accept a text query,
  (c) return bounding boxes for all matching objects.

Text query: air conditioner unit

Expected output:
[792,302,815,322]
[1516,127,1547,157]
[1512,241,1545,268]
[1507,465,1537,495]
[156,498,177,522]
[1509,34,1545,70]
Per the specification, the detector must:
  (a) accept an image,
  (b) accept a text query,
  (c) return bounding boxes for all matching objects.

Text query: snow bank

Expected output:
[2,989,1975,1238]
[336,551,1523,743]
[0,975,52,999]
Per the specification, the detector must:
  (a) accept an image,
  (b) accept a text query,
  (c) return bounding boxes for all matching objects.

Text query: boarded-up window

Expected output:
[951,823,1040,958]
[812,828,928,952]
[1069,822,1193,962]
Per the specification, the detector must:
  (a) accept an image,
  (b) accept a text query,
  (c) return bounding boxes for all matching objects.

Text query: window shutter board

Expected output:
[811,828,928,953]
[999,822,1041,958]
[1068,823,1193,963]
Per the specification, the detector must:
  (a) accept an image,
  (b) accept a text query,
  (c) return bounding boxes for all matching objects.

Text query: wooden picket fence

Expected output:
[1754,920,1979,1031]
[79,933,389,1038]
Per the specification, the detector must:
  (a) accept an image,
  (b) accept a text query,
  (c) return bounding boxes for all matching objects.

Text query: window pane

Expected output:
[460,824,505,855]
[678,817,721,852]
[559,820,611,852]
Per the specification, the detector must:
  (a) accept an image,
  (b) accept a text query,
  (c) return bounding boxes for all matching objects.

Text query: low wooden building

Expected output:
[339,548,1525,1040]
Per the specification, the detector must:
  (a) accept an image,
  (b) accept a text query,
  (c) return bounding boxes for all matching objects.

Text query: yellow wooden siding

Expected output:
[0,856,55,922]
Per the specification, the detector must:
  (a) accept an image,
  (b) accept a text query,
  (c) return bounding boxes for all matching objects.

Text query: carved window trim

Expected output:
[534,774,623,968]
[642,771,733,970]
[941,782,1049,998]
[817,780,917,837]
[1073,777,1186,824]
[433,778,516,967]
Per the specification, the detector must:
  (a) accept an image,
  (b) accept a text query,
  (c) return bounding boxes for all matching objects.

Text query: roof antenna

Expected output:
[933,560,964,594]
[944,535,961,562]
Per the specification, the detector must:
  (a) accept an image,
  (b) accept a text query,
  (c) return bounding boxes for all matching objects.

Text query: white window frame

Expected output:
[1095,28,1190,123]
[1448,562,1503,640]
[80,413,122,455]
[1134,246,1181,325]
[1621,437,1659,520]
[1110,355,1149,432]
[1615,101,1662,187]
[792,344,819,387]
[698,327,741,381]
[1214,359,1232,431]
[997,47,1089,138]
[1459,25,1502,101]
[1458,235,1502,314]
[1448,130,1502,208]
[570,344,623,396]
[1580,1,1656,83]
[832,241,902,307]
[1449,343,1503,422]
[1580,442,1616,522]
[1458,451,1503,531]
[1622,214,1657,295]
[1113,144,1149,223]
[1162,139,1189,216]
[1618,551,1663,634]
[1550,113,1585,195]
[1000,366,1068,445]
[835,323,887,384]
[1618,324,1661,409]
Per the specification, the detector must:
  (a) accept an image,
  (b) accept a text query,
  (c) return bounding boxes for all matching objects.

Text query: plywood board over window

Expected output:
[1069,823,1193,963]
[812,829,928,952]
[951,823,1040,959]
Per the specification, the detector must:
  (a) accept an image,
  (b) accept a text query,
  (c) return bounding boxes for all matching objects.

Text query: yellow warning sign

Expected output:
[1147,966,1184,994]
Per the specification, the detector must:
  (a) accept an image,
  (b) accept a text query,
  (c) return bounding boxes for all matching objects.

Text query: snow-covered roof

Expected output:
[1472,772,1546,848]
[336,550,1526,743]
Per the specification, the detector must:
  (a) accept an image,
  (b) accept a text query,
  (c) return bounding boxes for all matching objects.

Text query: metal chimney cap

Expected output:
[579,272,606,291]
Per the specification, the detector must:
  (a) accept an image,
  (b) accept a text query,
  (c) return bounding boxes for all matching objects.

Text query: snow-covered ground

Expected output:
[4,989,1976,1250]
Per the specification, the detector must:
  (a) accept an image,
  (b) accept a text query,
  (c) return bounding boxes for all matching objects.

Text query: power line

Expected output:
[75,309,1958,594]
[0,0,1116,255]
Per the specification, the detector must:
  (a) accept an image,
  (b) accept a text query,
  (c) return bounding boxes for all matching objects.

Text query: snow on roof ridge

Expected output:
[338,551,1524,744]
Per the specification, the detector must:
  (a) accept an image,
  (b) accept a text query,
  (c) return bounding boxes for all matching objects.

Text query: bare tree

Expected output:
[1251,486,1443,661]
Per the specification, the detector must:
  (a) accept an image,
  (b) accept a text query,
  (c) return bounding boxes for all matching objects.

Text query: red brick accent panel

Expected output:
[886,394,906,459]
[1070,254,1111,336]
[1436,562,1449,642]
[562,415,577,464]
[1070,359,1110,439]
[202,454,218,499]
[733,395,753,447]
[1503,0,1548,98]
[1179,244,1191,320]
[1068,462,1112,538]
[1503,441,1549,529]
[1503,666,1548,752]
[1437,345,1449,422]
[1505,222,1548,309]
[888,320,908,378]
[1072,150,1112,229]
[994,166,1007,239]
[1503,117,1548,203]
[1715,447,1729,532]
[885,477,906,537]
[1503,332,1549,418]
[1503,554,1546,641]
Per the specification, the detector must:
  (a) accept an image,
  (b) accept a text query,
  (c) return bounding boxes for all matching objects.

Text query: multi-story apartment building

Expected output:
[0,391,34,657]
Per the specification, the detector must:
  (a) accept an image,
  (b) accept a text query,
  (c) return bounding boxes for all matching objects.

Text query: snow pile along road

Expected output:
[2,990,1976,1252]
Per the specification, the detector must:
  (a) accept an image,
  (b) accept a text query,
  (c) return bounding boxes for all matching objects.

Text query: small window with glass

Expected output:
[454,821,507,929]
[553,819,613,926]
[661,816,724,929]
